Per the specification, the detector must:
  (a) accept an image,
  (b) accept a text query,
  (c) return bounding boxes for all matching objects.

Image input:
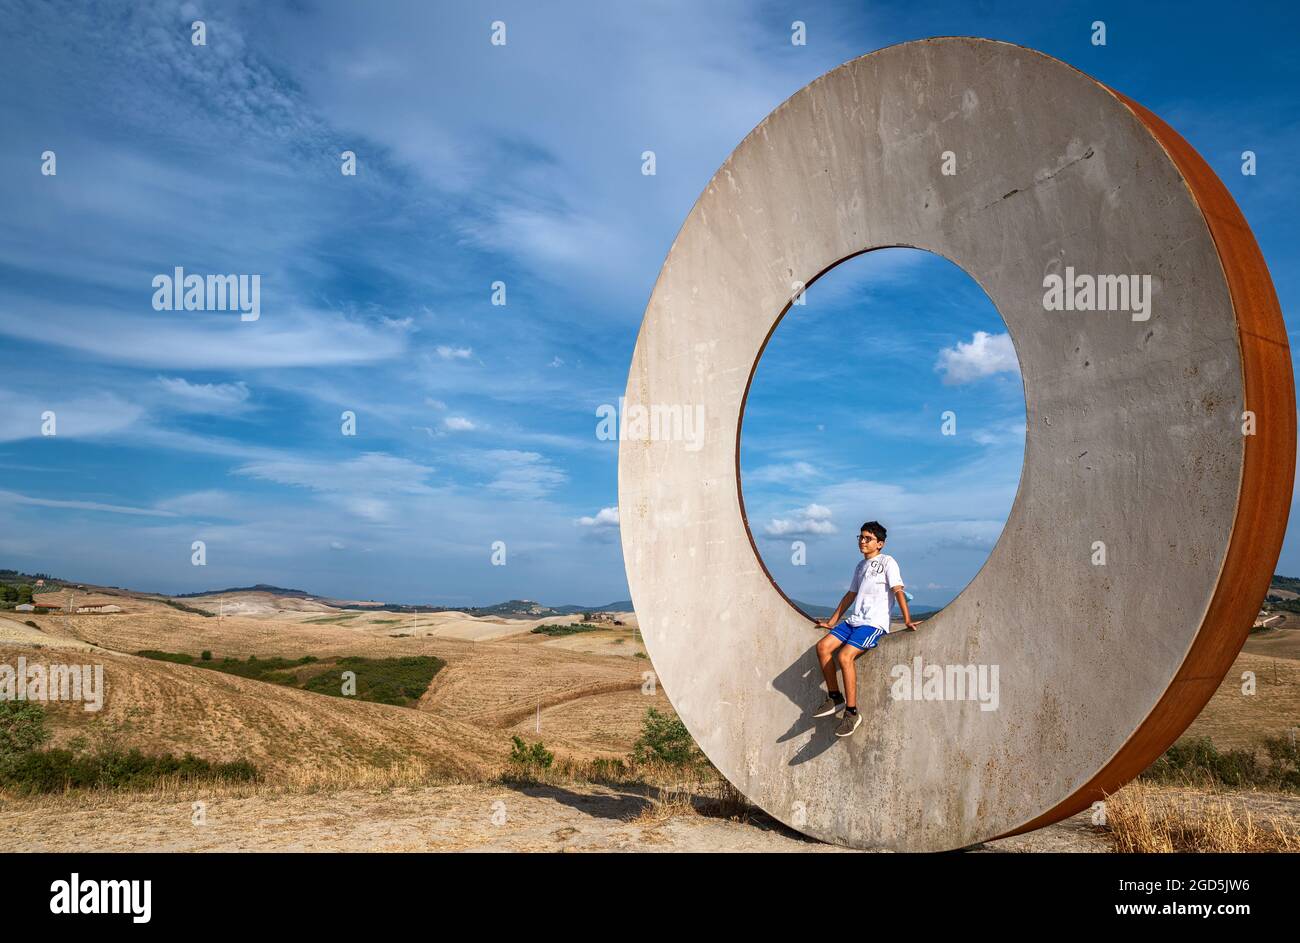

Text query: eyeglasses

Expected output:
[858,535,875,543]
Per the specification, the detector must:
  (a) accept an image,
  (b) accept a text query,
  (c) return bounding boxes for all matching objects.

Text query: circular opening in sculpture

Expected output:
[737,247,1027,626]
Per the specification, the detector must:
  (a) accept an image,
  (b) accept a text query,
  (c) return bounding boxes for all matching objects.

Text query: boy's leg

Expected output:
[816,632,843,692]
[835,644,860,709]
[837,627,886,709]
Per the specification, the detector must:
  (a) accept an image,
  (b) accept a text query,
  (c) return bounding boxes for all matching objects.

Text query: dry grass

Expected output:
[495,755,712,788]
[1181,652,1299,751]
[0,758,481,810]
[630,786,700,827]
[702,779,756,822]
[1103,781,1300,852]
[628,779,758,828]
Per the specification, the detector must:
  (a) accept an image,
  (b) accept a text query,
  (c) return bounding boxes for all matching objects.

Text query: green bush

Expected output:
[508,735,554,770]
[0,702,258,794]
[588,757,627,782]
[135,650,441,707]
[1141,735,1300,792]
[136,649,195,665]
[1,747,258,794]
[162,599,216,618]
[630,707,702,766]
[530,623,601,637]
[200,650,212,661]
[301,655,443,706]
[1261,735,1300,791]
[0,701,50,771]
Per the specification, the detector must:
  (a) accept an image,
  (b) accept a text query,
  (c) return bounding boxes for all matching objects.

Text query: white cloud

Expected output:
[764,503,837,537]
[443,416,476,431]
[972,420,1028,446]
[340,496,392,522]
[464,208,631,277]
[0,389,143,442]
[479,449,567,499]
[0,489,176,517]
[436,345,472,360]
[0,304,409,369]
[153,489,240,518]
[745,460,817,484]
[906,519,1007,553]
[935,331,1020,384]
[577,506,619,528]
[156,377,251,412]
[234,452,438,495]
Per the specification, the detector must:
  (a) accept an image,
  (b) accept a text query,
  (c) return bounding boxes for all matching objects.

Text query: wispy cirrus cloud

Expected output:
[234,452,439,495]
[0,304,409,369]
[0,489,176,518]
[155,377,252,413]
[478,449,567,499]
[744,460,818,484]
[0,389,144,442]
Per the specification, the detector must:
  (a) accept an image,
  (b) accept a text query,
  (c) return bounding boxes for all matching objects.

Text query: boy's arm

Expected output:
[893,586,918,630]
[816,591,857,628]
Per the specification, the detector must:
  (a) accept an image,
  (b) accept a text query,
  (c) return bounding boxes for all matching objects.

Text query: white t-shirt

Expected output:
[845,553,904,629]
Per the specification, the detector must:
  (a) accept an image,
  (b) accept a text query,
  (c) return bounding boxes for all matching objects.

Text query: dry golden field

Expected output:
[2,594,661,772]
[1,585,1296,851]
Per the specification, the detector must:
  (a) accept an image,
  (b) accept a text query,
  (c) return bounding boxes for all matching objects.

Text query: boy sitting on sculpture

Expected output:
[811,520,918,737]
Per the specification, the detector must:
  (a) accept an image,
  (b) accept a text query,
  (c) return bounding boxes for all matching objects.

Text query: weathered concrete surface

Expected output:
[618,38,1294,851]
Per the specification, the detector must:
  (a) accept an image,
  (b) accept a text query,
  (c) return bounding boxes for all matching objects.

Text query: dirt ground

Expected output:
[0,781,1099,852]
[4,780,1293,852]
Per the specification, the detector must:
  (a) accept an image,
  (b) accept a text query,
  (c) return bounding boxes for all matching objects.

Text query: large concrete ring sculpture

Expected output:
[618,37,1294,851]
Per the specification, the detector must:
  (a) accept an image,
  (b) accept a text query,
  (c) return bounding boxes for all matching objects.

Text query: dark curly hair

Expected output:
[860,520,887,542]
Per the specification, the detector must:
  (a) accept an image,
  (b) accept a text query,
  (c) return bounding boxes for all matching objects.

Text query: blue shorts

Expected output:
[829,620,887,651]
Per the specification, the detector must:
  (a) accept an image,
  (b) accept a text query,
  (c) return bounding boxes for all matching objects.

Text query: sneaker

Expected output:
[835,710,862,737]
[812,695,844,717]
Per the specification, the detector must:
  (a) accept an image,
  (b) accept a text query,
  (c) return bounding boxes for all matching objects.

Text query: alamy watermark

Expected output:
[1042,266,1152,321]
[50,873,150,923]
[889,656,999,711]
[596,397,705,451]
[0,657,104,711]
[152,267,261,321]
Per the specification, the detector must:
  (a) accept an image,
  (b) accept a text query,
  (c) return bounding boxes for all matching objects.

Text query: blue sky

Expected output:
[0,0,1297,608]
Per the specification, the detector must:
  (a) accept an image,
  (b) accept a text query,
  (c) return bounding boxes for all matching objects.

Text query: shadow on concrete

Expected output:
[772,629,909,766]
